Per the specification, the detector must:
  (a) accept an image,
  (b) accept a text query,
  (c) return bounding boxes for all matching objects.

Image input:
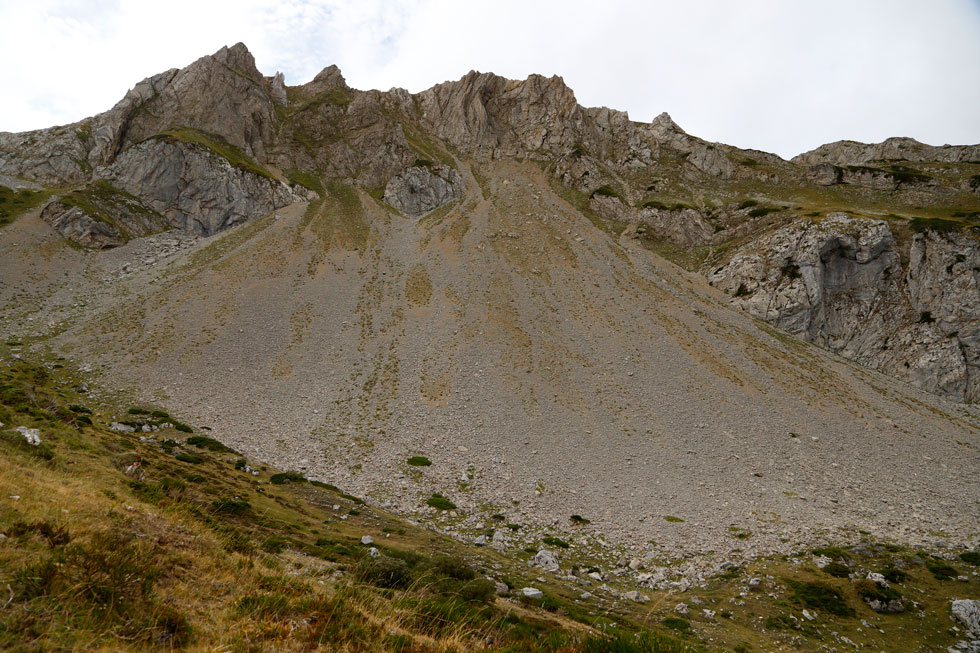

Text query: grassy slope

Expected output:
[0,349,694,652]
[1,345,977,651]
[0,186,53,228]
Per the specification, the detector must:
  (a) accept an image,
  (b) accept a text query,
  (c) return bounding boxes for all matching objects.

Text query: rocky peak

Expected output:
[303,64,350,97]
[649,112,685,138]
[793,137,980,166]
[416,70,583,157]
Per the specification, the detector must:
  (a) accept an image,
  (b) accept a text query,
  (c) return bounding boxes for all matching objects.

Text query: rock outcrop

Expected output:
[100,138,302,237]
[383,165,463,217]
[794,136,980,167]
[40,181,172,248]
[709,214,980,402]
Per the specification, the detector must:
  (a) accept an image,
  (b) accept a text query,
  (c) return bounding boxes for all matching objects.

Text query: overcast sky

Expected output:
[1,0,979,159]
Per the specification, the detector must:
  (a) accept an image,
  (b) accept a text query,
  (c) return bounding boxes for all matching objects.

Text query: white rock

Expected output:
[802,609,817,621]
[111,422,135,433]
[521,587,544,599]
[367,547,380,558]
[674,603,689,616]
[15,426,40,446]
[474,535,487,546]
[361,535,374,545]
[867,571,889,587]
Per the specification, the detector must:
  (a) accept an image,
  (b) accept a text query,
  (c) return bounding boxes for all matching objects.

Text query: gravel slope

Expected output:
[2,159,978,566]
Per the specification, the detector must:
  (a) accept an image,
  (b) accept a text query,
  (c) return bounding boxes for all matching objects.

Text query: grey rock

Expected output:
[866,597,905,614]
[674,602,690,616]
[110,422,136,433]
[101,139,302,237]
[360,535,374,545]
[521,587,544,599]
[367,547,380,558]
[952,600,980,638]
[383,165,463,218]
[624,590,650,603]
[473,535,487,546]
[793,136,980,167]
[532,548,560,572]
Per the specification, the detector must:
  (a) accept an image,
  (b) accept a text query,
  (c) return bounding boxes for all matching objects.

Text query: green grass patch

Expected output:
[426,493,456,510]
[542,536,570,549]
[959,551,980,566]
[909,217,961,234]
[156,128,275,181]
[926,560,958,580]
[284,168,324,195]
[0,185,53,227]
[185,435,237,453]
[748,206,781,218]
[664,515,684,523]
[270,471,306,485]
[785,579,854,617]
[407,456,432,467]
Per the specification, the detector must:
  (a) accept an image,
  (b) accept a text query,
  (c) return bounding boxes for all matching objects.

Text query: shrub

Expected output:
[432,555,476,581]
[542,536,570,549]
[662,617,690,632]
[356,556,412,588]
[786,579,854,617]
[960,551,980,566]
[407,456,432,467]
[748,206,781,218]
[186,435,236,453]
[212,497,250,515]
[174,452,202,464]
[270,471,306,484]
[812,546,851,561]
[426,493,456,510]
[823,561,851,578]
[570,514,590,524]
[855,579,902,604]
[261,537,288,554]
[590,185,622,201]
[234,458,248,470]
[172,422,193,433]
[909,217,960,234]
[879,566,908,583]
[927,561,958,580]
[737,199,758,209]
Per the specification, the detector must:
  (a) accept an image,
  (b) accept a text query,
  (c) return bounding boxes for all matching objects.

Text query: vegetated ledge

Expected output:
[151,127,276,181]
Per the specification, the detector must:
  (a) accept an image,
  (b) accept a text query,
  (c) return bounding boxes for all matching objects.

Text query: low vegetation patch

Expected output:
[407,455,432,466]
[0,185,52,227]
[786,579,854,617]
[426,493,456,510]
[156,127,275,180]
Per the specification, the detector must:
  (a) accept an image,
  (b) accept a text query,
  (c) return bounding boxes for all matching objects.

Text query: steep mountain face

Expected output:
[0,43,978,560]
[709,215,980,402]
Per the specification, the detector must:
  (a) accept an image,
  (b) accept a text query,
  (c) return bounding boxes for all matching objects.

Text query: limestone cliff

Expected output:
[709,215,980,402]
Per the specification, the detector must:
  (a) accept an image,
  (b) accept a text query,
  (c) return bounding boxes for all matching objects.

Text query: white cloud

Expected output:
[1,0,978,158]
